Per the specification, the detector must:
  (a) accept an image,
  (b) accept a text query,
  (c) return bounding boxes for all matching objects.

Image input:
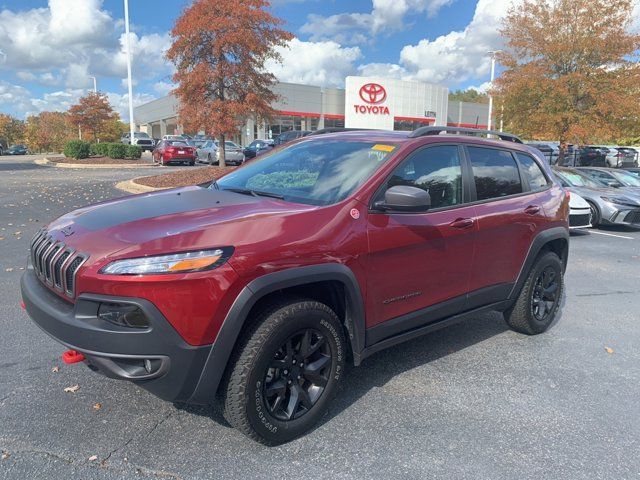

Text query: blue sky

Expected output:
[0,0,508,119]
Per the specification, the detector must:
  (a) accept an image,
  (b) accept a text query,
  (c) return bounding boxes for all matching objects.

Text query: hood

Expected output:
[567,185,640,205]
[45,185,318,266]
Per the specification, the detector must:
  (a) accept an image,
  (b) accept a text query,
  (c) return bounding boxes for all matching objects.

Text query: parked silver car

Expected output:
[576,167,640,195]
[196,140,245,165]
[552,167,640,227]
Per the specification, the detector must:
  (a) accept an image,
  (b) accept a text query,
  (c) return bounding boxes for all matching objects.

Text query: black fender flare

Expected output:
[508,226,569,300]
[187,263,366,404]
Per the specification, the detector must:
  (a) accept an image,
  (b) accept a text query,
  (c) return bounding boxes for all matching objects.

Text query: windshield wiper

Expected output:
[223,187,284,200]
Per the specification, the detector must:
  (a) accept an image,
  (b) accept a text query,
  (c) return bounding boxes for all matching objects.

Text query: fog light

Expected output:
[98,303,149,329]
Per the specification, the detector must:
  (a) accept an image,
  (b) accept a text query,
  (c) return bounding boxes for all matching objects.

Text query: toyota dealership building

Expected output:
[133,76,490,145]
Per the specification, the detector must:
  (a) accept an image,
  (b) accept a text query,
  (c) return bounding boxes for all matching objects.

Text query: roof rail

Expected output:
[308,127,369,136]
[408,126,523,144]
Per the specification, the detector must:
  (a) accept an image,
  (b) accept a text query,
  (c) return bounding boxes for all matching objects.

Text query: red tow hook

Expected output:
[20,300,26,310]
[62,350,85,364]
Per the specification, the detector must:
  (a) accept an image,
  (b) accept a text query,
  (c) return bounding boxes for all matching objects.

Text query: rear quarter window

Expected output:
[515,153,549,190]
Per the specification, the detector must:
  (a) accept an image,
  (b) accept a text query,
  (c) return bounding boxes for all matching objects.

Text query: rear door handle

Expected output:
[524,205,541,215]
[449,218,475,229]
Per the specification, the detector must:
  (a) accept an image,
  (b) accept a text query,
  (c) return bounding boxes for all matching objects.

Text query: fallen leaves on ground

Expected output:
[1,451,9,460]
[135,166,235,189]
[93,403,102,410]
[605,346,614,354]
[64,385,80,393]
[51,366,59,373]
[88,455,98,461]
[5,268,13,272]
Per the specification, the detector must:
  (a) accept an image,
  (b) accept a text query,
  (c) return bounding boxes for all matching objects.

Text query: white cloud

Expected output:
[463,81,491,93]
[267,38,362,87]
[153,81,175,96]
[300,0,454,44]
[0,0,170,116]
[357,62,408,79]
[107,91,157,120]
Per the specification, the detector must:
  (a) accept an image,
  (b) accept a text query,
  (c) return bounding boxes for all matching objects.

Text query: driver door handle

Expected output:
[449,218,475,229]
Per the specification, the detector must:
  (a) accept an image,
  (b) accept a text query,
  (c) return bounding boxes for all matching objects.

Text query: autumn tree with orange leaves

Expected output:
[495,0,640,163]
[166,0,293,166]
[68,92,118,142]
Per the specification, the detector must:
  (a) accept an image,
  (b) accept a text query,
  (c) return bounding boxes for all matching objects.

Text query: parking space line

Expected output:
[589,230,636,240]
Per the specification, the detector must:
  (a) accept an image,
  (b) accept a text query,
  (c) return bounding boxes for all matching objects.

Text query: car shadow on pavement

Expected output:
[174,311,513,435]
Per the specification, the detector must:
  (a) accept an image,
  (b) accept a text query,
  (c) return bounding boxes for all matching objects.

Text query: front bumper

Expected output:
[21,269,211,402]
[608,208,640,226]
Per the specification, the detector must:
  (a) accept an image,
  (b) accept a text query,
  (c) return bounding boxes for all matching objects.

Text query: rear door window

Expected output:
[467,147,523,200]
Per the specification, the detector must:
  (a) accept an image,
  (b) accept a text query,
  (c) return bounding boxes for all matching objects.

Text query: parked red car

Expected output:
[22,127,569,445]
[152,140,196,166]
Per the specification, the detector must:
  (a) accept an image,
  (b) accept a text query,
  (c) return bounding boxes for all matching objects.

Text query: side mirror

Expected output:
[375,185,431,212]
[607,182,621,188]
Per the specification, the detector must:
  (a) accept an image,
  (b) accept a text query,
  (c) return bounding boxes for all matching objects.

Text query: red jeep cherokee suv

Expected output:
[22,127,569,444]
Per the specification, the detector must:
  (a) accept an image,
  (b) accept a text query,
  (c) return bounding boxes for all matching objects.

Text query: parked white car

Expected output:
[196,140,245,165]
[568,191,592,229]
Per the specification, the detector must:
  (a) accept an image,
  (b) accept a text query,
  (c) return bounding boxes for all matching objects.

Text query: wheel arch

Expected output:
[187,263,366,404]
[508,226,569,301]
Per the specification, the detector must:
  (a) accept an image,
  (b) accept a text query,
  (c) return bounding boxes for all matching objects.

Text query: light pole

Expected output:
[88,76,97,93]
[124,0,135,141]
[486,50,502,131]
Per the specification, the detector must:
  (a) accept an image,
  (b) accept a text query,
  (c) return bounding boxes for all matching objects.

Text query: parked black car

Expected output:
[577,146,607,166]
[7,144,28,155]
[243,139,274,159]
[273,130,311,146]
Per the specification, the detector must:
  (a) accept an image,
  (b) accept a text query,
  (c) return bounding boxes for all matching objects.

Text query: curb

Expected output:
[37,157,157,169]
[115,179,163,194]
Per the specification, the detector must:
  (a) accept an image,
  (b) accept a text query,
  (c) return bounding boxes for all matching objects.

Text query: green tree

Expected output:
[496,0,640,163]
[166,0,293,166]
[449,89,489,104]
[0,114,26,145]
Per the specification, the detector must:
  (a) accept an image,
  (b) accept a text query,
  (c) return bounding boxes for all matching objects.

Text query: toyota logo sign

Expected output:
[359,83,387,104]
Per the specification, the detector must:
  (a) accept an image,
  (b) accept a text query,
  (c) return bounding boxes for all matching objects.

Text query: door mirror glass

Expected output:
[607,181,621,188]
[377,185,431,212]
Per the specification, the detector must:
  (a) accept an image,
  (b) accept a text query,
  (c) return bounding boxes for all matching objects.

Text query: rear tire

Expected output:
[504,251,563,335]
[222,299,345,445]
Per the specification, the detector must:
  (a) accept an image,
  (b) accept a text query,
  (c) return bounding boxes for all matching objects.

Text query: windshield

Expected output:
[167,141,188,147]
[553,169,604,189]
[202,141,214,148]
[215,140,397,206]
[611,170,640,186]
[134,132,150,138]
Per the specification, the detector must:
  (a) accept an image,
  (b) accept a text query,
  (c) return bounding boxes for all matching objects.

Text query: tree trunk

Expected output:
[219,133,226,167]
[557,141,566,166]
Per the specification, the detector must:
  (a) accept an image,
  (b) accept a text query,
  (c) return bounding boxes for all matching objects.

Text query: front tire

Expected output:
[586,201,601,227]
[504,251,564,335]
[222,299,345,445]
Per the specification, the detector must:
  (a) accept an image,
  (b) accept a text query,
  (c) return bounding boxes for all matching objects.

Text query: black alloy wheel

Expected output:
[263,329,331,421]
[531,266,560,322]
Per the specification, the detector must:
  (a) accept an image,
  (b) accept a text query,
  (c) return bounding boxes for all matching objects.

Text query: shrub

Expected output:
[126,145,142,159]
[91,142,111,157]
[63,140,91,159]
[107,143,128,159]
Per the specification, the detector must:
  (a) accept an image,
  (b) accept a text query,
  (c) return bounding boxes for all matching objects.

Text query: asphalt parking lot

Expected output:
[1,155,639,480]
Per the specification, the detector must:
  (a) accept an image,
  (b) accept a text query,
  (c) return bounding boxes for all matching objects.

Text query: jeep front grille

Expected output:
[30,229,88,298]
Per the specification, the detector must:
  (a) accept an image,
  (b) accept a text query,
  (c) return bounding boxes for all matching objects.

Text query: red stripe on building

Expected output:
[447,122,489,129]
[277,110,322,118]
[394,116,436,124]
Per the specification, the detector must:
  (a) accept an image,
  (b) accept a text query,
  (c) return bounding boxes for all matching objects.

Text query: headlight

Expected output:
[601,196,639,207]
[100,248,233,275]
